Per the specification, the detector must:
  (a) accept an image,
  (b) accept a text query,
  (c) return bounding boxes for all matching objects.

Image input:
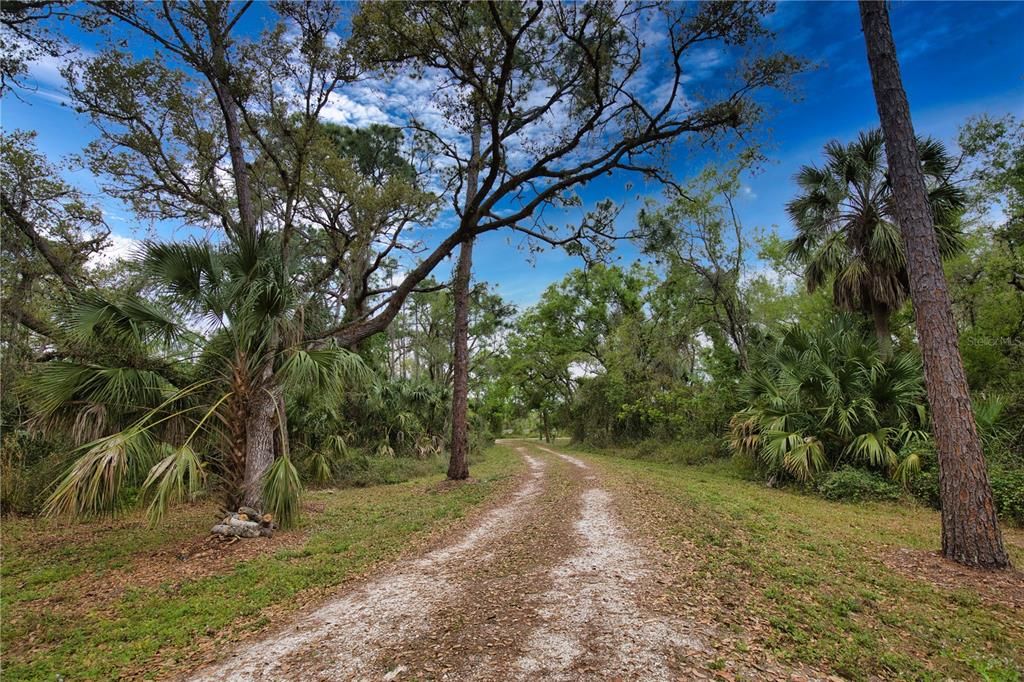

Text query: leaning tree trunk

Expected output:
[448,106,482,482]
[859,1,1010,569]
[872,300,893,360]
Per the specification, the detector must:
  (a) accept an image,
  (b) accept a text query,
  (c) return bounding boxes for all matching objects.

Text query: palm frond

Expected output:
[139,239,224,316]
[61,291,184,351]
[142,444,206,524]
[306,451,335,485]
[263,455,302,529]
[277,347,375,395]
[787,129,965,319]
[43,427,156,517]
[844,429,898,469]
[893,451,921,487]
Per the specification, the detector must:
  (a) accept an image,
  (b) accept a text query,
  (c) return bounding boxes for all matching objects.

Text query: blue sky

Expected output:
[3,1,1022,308]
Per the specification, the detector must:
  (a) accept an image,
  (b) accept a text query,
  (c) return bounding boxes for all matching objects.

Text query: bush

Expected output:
[329,452,439,487]
[907,469,941,509]
[729,316,929,484]
[636,438,725,465]
[817,467,902,503]
[908,466,1024,526]
[729,450,764,481]
[0,431,75,515]
[989,467,1024,526]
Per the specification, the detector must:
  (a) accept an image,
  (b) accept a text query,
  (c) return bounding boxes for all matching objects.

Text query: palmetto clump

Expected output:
[729,315,930,483]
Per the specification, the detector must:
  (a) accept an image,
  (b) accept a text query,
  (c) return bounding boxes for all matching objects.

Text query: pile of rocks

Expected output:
[211,506,276,538]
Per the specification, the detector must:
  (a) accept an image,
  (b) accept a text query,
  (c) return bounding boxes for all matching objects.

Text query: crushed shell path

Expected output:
[186,441,829,682]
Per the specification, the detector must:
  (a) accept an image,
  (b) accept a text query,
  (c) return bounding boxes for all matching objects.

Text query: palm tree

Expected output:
[786,129,966,358]
[26,232,370,525]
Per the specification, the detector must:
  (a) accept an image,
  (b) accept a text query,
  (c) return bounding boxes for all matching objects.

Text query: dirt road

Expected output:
[187,441,824,681]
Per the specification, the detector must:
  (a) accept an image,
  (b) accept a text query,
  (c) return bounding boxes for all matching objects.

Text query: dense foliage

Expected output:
[729,316,929,484]
[492,118,1024,524]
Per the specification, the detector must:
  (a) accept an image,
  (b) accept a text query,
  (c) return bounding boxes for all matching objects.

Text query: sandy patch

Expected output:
[536,445,589,471]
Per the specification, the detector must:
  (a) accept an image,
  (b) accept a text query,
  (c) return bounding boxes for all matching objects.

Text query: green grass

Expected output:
[0,444,521,681]
[576,448,1024,681]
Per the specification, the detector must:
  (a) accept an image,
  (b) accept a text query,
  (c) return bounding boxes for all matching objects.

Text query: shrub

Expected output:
[333,451,447,488]
[907,469,941,510]
[0,431,76,515]
[629,438,725,465]
[907,466,1023,526]
[817,467,902,503]
[989,467,1024,526]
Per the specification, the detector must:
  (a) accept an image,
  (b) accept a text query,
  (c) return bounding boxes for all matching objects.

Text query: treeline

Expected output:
[3,2,798,525]
[490,116,1024,526]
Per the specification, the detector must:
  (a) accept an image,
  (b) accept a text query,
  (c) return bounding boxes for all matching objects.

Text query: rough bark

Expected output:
[448,236,474,481]
[872,300,892,360]
[448,107,482,482]
[241,377,279,510]
[859,1,1010,569]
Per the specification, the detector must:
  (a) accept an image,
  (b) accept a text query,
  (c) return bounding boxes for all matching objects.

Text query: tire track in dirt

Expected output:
[512,442,833,682]
[510,444,712,680]
[370,447,585,680]
[492,441,831,681]
[186,451,547,682]
[391,441,715,680]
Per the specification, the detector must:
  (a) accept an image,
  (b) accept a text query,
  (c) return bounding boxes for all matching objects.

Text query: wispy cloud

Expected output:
[87,233,142,269]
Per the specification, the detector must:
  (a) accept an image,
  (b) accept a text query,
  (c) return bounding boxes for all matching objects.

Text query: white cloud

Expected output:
[27,52,67,88]
[320,91,392,128]
[88,233,142,269]
[26,45,95,88]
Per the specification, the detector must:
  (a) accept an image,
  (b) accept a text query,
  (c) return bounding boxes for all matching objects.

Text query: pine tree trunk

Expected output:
[859,1,1010,569]
[448,237,474,481]
[205,13,256,242]
[872,301,893,360]
[448,106,482,482]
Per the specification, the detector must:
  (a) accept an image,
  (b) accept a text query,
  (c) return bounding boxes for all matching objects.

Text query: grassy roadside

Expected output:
[573,446,1024,682]
[0,444,522,681]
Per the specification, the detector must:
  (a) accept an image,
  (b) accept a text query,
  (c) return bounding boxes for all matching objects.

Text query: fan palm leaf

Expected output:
[729,315,931,484]
[43,427,156,517]
[263,454,302,528]
[142,444,206,522]
[785,130,966,352]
